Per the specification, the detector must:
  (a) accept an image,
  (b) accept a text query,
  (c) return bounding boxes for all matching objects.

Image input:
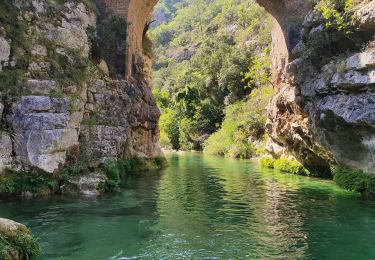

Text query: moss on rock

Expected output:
[0,218,41,260]
[260,157,309,175]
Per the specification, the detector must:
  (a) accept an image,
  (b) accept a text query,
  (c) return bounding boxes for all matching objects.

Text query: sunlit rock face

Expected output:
[0,0,161,185]
[257,0,375,175]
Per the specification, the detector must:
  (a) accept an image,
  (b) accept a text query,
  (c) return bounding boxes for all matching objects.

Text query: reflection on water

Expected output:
[1,153,375,259]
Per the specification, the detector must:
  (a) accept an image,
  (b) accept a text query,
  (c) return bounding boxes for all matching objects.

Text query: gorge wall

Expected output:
[256,0,375,176]
[1,0,375,196]
[0,0,161,195]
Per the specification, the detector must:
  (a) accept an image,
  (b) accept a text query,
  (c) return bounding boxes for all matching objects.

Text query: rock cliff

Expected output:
[0,0,161,195]
[256,0,375,176]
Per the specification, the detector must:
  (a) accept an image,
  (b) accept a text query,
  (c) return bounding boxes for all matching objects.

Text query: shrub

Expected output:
[0,169,57,196]
[333,166,375,196]
[260,157,275,168]
[260,157,309,175]
[316,0,353,33]
[103,160,121,192]
[204,86,273,158]
[274,158,309,175]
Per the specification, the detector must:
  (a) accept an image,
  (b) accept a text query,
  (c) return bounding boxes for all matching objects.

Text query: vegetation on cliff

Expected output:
[151,0,272,156]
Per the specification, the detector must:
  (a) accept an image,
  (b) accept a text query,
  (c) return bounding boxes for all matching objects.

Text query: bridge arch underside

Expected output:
[121,0,310,81]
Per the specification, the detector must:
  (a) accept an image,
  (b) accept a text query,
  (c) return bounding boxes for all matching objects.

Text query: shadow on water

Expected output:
[0,152,375,259]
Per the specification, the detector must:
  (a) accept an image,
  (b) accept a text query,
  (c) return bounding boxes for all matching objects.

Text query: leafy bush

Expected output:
[0,169,58,196]
[333,166,375,196]
[204,85,273,158]
[274,158,309,175]
[316,0,353,33]
[260,157,309,175]
[260,157,275,168]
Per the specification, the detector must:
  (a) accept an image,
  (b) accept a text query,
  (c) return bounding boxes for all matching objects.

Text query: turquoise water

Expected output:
[1,152,375,259]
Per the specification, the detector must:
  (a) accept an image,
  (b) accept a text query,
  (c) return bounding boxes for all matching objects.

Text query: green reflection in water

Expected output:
[0,152,374,260]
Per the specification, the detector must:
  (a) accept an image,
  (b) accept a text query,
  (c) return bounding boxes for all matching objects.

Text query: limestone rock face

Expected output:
[0,0,162,195]
[81,79,162,164]
[41,2,95,57]
[258,0,375,174]
[7,96,80,173]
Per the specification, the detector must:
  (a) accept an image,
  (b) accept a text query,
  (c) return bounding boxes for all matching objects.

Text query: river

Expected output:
[1,152,375,259]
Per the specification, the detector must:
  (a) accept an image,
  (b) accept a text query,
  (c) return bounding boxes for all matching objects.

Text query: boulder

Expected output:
[8,96,80,173]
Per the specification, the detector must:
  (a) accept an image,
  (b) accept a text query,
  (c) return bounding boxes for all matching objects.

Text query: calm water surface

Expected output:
[1,152,375,259]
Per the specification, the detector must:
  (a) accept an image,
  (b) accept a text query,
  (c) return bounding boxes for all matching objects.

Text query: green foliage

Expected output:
[305,0,358,67]
[86,113,97,127]
[0,70,27,102]
[0,230,41,260]
[143,33,154,58]
[333,166,375,196]
[242,47,272,89]
[0,158,91,196]
[0,169,57,195]
[103,160,121,192]
[260,156,275,168]
[102,157,168,192]
[82,0,99,14]
[274,158,309,176]
[204,85,273,158]
[151,0,271,151]
[316,0,353,33]
[260,157,309,176]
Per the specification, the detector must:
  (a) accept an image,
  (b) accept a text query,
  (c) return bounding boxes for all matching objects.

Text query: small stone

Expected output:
[98,59,109,76]
[31,45,47,57]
